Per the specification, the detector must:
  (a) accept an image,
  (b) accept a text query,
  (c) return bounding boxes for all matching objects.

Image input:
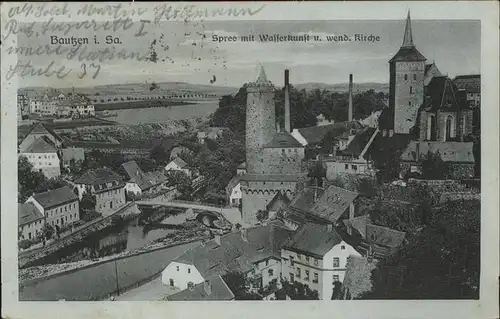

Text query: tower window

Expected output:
[413,74,417,80]
[409,101,412,106]
[409,86,413,94]
[404,74,408,81]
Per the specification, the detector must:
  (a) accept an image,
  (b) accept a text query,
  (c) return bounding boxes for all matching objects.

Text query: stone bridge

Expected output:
[135,200,243,226]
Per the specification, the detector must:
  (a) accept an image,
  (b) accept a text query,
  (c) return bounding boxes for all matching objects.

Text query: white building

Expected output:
[165,157,191,178]
[161,224,293,292]
[30,96,58,116]
[226,176,242,207]
[26,186,80,228]
[74,168,126,216]
[19,137,61,179]
[18,203,45,240]
[281,223,361,300]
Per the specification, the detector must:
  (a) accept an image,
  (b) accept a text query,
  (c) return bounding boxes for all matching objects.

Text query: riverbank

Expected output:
[19,240,203,301]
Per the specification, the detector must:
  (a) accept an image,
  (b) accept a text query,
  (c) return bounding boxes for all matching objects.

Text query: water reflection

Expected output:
[31,207,220,267]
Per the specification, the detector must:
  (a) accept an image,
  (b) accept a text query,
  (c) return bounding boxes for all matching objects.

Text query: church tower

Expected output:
[245,66,276,174]
[389,11,426,134]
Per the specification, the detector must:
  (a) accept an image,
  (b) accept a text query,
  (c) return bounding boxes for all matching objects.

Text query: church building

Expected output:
[241,67,307,224]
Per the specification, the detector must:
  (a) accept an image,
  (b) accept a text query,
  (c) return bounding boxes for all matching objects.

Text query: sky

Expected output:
[12,18,481,88]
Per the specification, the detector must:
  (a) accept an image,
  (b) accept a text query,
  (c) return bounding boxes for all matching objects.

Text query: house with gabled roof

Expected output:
[122,160,169,197]
[18,203,45,241]
[166,275,235,301]
[284,185,359,230]
[281,223,361,300]
[342,215,406,260]
[19,123,63,152]
[226,176,242,207]
[236,162,246,175]
[161,223,293,292]
[165,157,191,178]
[26,186,80,228]
[19,136,61,179]
[74,167,126,215]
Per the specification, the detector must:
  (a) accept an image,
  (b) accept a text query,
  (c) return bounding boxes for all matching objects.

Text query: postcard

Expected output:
[1,2,498,319]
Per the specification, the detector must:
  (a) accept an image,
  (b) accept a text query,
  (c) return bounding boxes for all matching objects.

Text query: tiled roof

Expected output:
[225,176,241,199]
[28,123,63,142]
[22,137,57,154]
[290,185,359,224]
[289,186,325,212]
[122,160,167,191]
[173,224,294,278]
[343,215,372,239]
[296,121,363,145]
[342,127,377,158]
[166,275,234,301]
[240,173,307,182]
[283,223,343,257]
[266,192,290,211]
[366,224,406,248]
[423,76,464,112]
[61,147,85,162]
[74,167,124,186]
[400,141,475,163]
[453,74,480,93]
[18,203,44,226]
[171,157,188,169]
[264,131,303,148]
[424,63,435,74]
[343,255,378,299]
[389,46,426,62]
[31,186,78,209]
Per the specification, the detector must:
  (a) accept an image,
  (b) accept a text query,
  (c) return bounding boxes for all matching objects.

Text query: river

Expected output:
[30,206,218,267]
[107,100,220,125]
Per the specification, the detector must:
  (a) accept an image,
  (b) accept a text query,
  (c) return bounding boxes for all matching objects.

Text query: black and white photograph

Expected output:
[1,2,499,319]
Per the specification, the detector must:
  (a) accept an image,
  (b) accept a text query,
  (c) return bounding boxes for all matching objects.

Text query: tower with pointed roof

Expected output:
[389,11,426,134]
[245,65,277,174]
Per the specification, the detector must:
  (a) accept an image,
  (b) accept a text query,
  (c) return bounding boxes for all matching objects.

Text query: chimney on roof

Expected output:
[241,228,248,242]
[348,74,353,122]
[284,69,291,132]
[203,280,212,295]
[276,121,281,133]
[327,223,333,232]
[214,234,221,246]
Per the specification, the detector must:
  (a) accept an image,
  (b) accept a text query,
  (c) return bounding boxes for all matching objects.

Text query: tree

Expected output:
[42,224,55,240]
[18,156,48,202]
[280,280,319,300]
[34,176,67,194]
[166,171,193,198]
[222,271,262,300]
[364,199,480,299]
[80,189,96,217]
[420,151,445,180]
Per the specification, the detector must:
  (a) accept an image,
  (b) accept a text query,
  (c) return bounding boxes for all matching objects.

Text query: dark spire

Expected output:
[401,11,414,48]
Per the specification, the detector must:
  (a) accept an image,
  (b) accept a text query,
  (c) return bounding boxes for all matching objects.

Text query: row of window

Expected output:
[48,202,77,218]
[344,164,358,171]
[403,74,417,81]
[290,271,339,284]
[176,265,191,273]
[289,254,343,267]
[49,212,78,226]
[22,219,43,229]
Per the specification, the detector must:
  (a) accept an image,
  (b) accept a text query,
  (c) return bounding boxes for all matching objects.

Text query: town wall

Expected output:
[263,147,304,175]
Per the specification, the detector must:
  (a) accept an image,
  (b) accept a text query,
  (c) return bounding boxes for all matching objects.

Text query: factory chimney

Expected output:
[284,69,291,132]
[348,74,353,122]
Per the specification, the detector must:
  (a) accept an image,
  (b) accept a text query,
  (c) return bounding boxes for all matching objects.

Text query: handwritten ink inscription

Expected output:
[1,2,266,82]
